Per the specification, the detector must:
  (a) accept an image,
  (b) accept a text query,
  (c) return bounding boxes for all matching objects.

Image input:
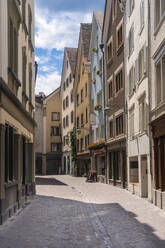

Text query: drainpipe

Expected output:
[100,43,107,183]
[147,0,153,202]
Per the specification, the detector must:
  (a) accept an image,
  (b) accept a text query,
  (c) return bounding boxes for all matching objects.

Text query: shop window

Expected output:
[130,160,139,183]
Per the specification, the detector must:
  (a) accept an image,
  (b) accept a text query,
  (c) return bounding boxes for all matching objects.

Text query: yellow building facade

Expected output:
[74,24,92,176]
[35,88,62,175]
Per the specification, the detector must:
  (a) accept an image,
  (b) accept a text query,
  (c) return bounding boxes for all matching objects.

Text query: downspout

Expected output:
[148,0,153,202]
[100,44,107,183]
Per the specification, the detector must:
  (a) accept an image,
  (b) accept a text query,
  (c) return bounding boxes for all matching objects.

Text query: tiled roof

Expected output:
[94,11,104,30]
[80,23,92,59]
[65,47,78,73]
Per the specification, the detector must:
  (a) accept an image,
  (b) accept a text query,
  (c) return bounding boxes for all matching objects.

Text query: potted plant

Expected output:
[94,104,102,111]
[96,70,102,76]
[92,48,98,53]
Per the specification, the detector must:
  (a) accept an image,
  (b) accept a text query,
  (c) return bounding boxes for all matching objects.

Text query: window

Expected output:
[137,45,147,83]
[77,94,79,106]
[81,113,84,127]
[67,60,69,69]
[99,58,102,72]
[51,126,60,136]
[96,128,99,141]
[115,69,123,93]
[109,120,113,138]
[81,89,83,103]
[112,0,117,21]
[93,67,96,79]
[29,63,32,101]
[116,22,123,50]
[156,55,165,105]
[71,111,74,123]
[77,139,79,152]
[5,124,14,182]
[86,108,88,123]
[28,5,32,39]
[70,73,72,83]
[66,96,69,107]
[129,66,135,95]
[51,143,61,152]
[22,0,26,23]
[66,115,69,127]
[85,83,87,97]
[107,38,113,62]
[128,25,134,57]
[22,47,27,93]
[85,136,88,150]
[129,108,134,140]
[116,114,124,136]
[80,138,84,152]
[9,19,18,76]
[70,90,73,103]
[108,80,113,99]
[155,0,165,28]
[140,1,144,32]
[77,117,79,128]
[52,112,60,121]
[63,118,65,128]
[63,82,66,91]
[97,91,102,105]
[139,97,147,133]
[63,99,66,110]
[66,78,69,87]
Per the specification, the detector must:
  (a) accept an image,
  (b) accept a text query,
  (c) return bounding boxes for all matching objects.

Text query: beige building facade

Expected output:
[0,0,36,224]
[150,0,165,210]
[61,48,77,175]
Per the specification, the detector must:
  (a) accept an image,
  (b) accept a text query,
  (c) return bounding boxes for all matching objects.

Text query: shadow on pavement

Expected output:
[35,194,165,248]
[36,177,68,186]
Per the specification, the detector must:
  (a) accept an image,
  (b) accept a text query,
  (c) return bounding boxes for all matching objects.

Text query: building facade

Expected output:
[0,0,36,224]
[88,12,106,182]
[125,0,152,200]
[35,88,62,175]
[150,0,165,209]
[61,48,77,175]
[74,23,92,176]
[102,0,127,188]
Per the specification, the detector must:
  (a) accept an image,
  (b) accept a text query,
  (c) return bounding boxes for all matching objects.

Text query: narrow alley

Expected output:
[0,176,165,248]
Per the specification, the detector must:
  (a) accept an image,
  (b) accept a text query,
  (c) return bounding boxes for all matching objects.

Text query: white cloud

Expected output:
[35,7,92,51]
[35,70,61,95]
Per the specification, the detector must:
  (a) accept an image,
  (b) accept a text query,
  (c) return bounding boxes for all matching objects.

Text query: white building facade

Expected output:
[125,0,152,201]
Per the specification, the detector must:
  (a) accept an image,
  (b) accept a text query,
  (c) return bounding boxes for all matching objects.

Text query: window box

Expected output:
[94,104,102,111]
[88,140,105,151]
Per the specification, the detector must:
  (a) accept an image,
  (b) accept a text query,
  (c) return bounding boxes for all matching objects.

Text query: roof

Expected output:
[65,47,77,73]
[80,23,92,59]
[93,11,104,30]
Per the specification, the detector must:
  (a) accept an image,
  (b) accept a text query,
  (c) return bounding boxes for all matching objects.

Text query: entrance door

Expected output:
[141,156,148,198]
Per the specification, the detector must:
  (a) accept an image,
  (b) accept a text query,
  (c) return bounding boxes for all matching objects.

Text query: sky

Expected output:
[35,0,105,95]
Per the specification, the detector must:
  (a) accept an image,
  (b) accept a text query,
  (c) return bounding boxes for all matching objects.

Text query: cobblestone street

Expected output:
[0,176,165,248]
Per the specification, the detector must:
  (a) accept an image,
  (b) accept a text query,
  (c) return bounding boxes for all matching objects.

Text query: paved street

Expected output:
[0,176,165,248]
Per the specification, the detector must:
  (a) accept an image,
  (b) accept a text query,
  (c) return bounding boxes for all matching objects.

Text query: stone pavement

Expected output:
[0,176,165,248]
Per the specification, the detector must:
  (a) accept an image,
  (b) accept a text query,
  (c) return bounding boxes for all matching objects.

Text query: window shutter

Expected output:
[132,26,134,51]
[135,58,139,84]
[144,101,148,131]
[139,103,142,133]
[144,43,147,74]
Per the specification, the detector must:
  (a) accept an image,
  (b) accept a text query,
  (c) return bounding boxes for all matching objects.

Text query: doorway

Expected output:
[141,156,148,198]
